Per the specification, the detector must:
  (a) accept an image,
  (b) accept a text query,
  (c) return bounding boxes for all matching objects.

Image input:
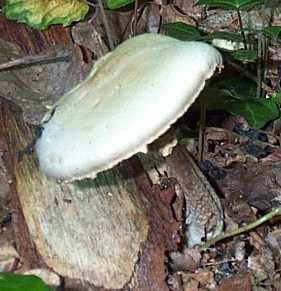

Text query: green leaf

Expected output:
[205,31,242,42]
[275,91,281,106]
[161,22,203,41]
[217,97,278,128]
[214,77,257,97]
[3,0,89,30]
[197,0,266,10]
[230,49,257,62]
[206,78,279,128]
[263,26,281,40]
[0,273,50,291]
[106,0,134,9]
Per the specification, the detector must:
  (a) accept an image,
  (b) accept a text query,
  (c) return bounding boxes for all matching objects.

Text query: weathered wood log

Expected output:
[0,95,224,290]
[0,15,72,54]
[0,97,182,290]
[0,15,183,290]
[0,98,40,269]
[0,10,223,291]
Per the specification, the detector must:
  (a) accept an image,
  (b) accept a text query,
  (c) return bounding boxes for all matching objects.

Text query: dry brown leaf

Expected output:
[217,273,252,291]
[0,39,91,124]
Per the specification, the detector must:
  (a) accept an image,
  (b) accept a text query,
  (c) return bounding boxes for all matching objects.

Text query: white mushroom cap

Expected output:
[36,33,223,181]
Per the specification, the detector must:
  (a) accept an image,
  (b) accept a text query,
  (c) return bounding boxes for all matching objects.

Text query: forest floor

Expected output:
[1,1,281,290]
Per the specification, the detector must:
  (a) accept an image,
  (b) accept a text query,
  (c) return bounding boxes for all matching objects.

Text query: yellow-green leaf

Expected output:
[3,0,89,30]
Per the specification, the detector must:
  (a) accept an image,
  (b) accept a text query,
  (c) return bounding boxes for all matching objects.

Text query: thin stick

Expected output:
[200,206,281,251]
[0,48,70,71]
[97,0,115,50]
[82,0,98,7]
[237,9,247,50]
[133,0,138,36]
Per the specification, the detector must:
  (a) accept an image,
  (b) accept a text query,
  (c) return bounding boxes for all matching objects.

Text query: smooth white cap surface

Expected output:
[36,33,223,180]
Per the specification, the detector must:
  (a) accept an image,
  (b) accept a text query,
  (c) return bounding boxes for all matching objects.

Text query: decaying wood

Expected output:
[166,149,223,247]
[0,15,93,124]
[0,15,72,54]
[0,14,183,290]
[138,147,224,248]
[0,99,40,269]
[0,95,225,290]
[0,97,182,290]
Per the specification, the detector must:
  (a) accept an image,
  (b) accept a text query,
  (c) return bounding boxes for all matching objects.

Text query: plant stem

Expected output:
[256,33,262,97]
[198,95,207,161]
[200,206,281,251]
[237,9,247,50]
[97,0,115,50]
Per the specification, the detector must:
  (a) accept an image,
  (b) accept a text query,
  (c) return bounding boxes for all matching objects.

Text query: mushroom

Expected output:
[36,33,223,181]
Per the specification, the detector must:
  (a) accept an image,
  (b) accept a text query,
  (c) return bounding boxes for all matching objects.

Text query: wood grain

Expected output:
[0,96,182,290]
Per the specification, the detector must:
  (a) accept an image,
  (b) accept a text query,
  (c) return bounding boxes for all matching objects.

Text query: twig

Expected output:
[133,0,138,36]
[97,0,115,50]
[82,0,98,7]
[200,206,281,251]
[236,9,247,50]
[0,48,71,71]
[201,258,237,267]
